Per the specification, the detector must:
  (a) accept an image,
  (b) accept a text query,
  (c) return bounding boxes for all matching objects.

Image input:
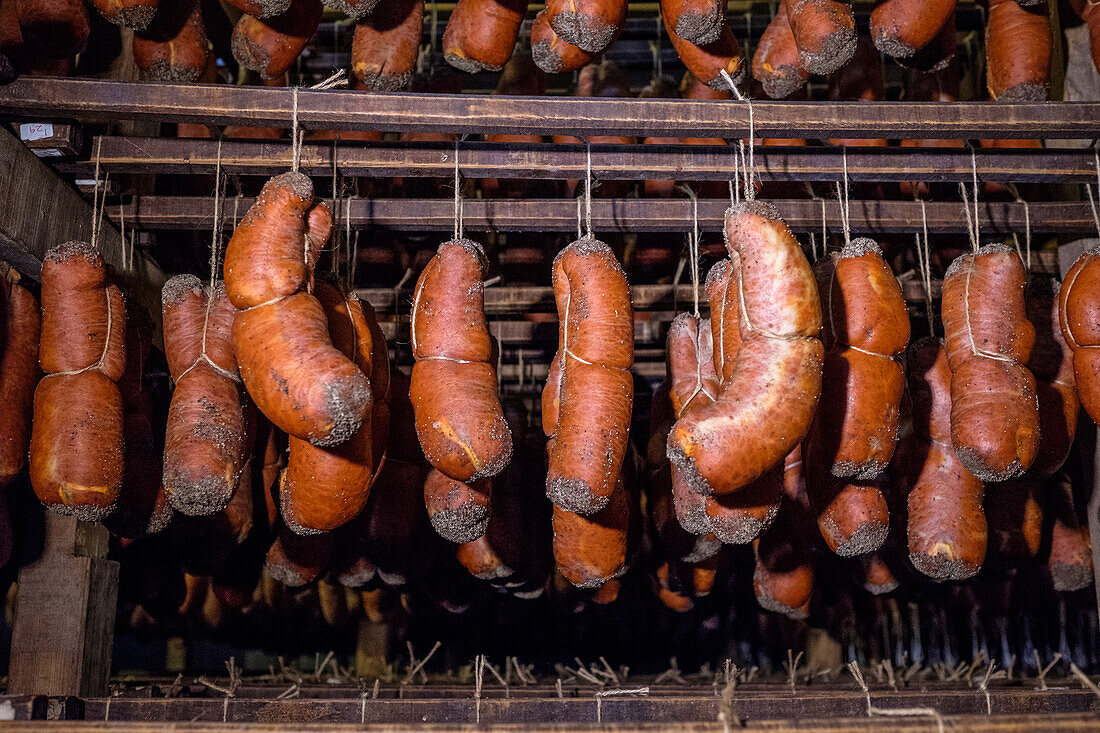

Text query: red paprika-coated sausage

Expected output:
[545,0,626,52]
[752,0,808,99]
[442,0,528,73]
[668,201,823,497]
[410,239,511,483]
[162,276,251,516]
[1026,276,1078,477]
[1058,245,1100,427]
[132,0,210,82]
[752,447,815,618]
[985,0,1051,101]
[30,242,126,520]
[225,172,371,447]
[870,0,955,60]
[222,0,291,19]
[351,0,424,91]
[0,275,39,488]
[91,0,159,30]
[897,337,986,580]
[531,9,598,74]
[785,0,856,75]
[231,0,322,80]
[544,237,633,514]
[1046,477,1093,592]
[941,244,1039,481]
[662,0,744,90]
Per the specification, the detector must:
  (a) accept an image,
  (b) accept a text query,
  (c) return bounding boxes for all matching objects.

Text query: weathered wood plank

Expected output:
[78,137,1100,183]
[2,78,1099,138]
[115,197,1097,234]
[8,514,120,698]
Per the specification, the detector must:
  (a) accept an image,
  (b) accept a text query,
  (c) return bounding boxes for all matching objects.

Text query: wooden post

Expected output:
[7,513,119,697]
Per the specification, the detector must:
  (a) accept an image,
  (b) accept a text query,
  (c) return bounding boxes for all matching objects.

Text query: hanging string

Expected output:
[583,139,593,239]
[718,68,754,201]
[728,145,740,207]
[820,196,828,252]
[118,202,127,271]
[210,137,225,287]
[331,139,341,279]
[290,70,348,174]
[1089,147,1100,240]
[834,149,851,246]
[453,139,463,241]
[958,146,981,252]
[914,200,935,335]
[576,196,583,240]
[345,191,354,291]
[678,184,701,317]
[89,136,103,248]
[959,181,979,254]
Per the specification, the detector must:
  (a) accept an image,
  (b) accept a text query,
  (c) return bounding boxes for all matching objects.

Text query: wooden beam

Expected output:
[116,197,1098,234]
[82,137,1100,183]
[8,514,119,697]
[2,78,1099,138]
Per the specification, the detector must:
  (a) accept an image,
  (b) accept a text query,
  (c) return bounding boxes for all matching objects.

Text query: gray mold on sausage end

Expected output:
[942,251,972,280]
[162,274,204,308]
[709,505,777,545]
[469,423,513,481]
[531,41,565,74]
[547,476,611,515]
[910,550,980,582]
[48,501,115,523]
[871,30,916,61]
[265,560,310,588]
[666,441,714,496]
[863,578,899,595]
[231,34,273,77]
[429,501,489,543]
[675,501,713,537]
[831,458,888,482]
[335,559,377,588]
[729,199,782,223]
[797,27,857,75]
[359,70,413,92]
[830,519,889,557]
[674,10,722,45]
[704,64,744,91]
[47,240,101,265]
[556,236,623,274]
[1051,561,1094,592]
[704,258,731,289]
[140,60,205,84]
[550,12,618,54]
[761,67,807,100]
[953,445,1023,483]
[444,52,501,74]
[311,376,370,447]
[441,237,488,272]
[115,5,157,31]
[839,237,882,260]
[683,534,722,563]
[271,170,315,200]
[328,0,380,20]
[279,487,325,536]
[164,471,233,516]
[996,83,1050,103]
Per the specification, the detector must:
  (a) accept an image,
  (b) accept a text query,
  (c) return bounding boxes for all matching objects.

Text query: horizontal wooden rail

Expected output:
[3,78,1100,138]
[84,137,1100,183]
[115,197,1098,234]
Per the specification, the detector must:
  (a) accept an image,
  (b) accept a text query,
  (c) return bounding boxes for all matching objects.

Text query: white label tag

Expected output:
[33,148,63,157]
[20,122,54,141]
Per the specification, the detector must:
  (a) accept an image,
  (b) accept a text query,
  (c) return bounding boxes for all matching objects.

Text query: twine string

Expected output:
[90,137,106,251]
[210,136,224,287]
[718,69,754,201]
[835,149,851,246]
[915,200,935,335]
[678,184,701,317]
[290,71,348,173]
[453,139,463,240]
[959,180,978,254]
[1089,148,1100,239]
[584,139,593,238]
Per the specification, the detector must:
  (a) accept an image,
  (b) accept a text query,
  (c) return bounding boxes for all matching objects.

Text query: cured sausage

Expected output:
[91,0,159,30]
[442,0,527,73]
[659,0,725,45]
[545,0,626,52]
[785,0,856,75]
[410,239,511,483]
[668,201,823,497]
[1058,246,1100,426]
[1070,0,1100,76]
[551,467,629,588]
[810,240,908,480]
[264,527,335,587]
[225,172,370,447]
[986,477,1042,560]
[870,0,955,60]
[752,447,815,618]
[897,337,986,580]
[162,275,251,516]
[424,469,490,543]
[895,10,956,73]
[330,0,380,20]
[1027,276,1078,476]
[133,0,210,82]
[222,0,290,18]
[0,275,39,488]
[544,237,633,514]
[858,551,898,594]
[232,0,323,80]
[752,0,808,99]
[531,9,597,74]
[17,0,89,58]
[351,0,424,91]
[105,305,172,538]
[985,0,1051,101]
[1046,477,1093,592]
[662,1,744,90]
[280,284,382,534]
[941,244,1039,481]
[30,242,126,519]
